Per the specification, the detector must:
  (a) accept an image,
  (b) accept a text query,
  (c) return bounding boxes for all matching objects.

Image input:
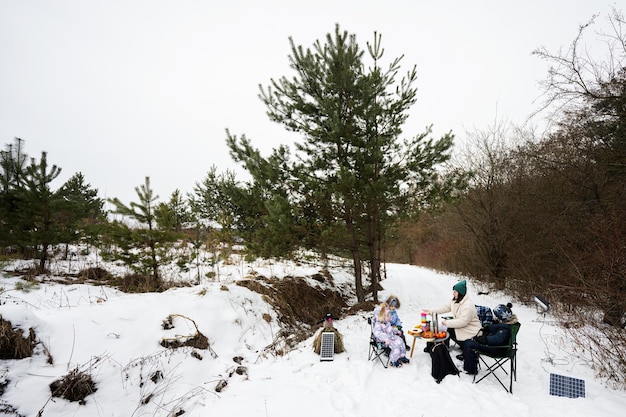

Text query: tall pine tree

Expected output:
[229,26,457,302]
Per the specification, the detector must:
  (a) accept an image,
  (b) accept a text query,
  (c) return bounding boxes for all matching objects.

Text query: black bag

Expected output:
[429,343,459,383]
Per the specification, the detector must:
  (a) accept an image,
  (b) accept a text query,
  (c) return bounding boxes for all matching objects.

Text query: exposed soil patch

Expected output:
[345,301,377,315]
[236,271,352,350]
[237,274,348,327]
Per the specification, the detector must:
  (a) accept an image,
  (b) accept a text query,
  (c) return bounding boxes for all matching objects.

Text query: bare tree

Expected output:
[533,7,626,124]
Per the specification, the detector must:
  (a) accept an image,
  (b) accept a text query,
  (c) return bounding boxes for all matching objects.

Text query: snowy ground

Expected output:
[1,254,625,417]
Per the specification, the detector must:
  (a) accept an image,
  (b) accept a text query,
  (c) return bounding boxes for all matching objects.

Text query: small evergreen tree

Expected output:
[155,189,191,233]
[106,177,178,284]
[0,138,29,249]
[20,151,63,272]
[56,172,106,257]
[190,165,267,257]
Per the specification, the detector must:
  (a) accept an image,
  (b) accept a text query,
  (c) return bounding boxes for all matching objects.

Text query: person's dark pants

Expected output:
[397,327,407,346]
[462,339,507,374]
[448,328,465,350]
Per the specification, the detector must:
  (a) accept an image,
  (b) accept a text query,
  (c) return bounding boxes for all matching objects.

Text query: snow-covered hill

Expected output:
[1,253,624,416]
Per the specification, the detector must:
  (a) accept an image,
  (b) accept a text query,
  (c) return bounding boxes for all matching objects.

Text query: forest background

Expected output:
[1,8,624,387]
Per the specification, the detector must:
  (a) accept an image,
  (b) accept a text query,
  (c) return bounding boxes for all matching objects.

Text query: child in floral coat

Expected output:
[372,302,409,367]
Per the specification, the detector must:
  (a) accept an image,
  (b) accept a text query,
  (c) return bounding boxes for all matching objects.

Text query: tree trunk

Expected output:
[38,242,48,273]
[369,240,380,303]
[149,239,159,281]
[352,249,364,303]
[346,219,364,303]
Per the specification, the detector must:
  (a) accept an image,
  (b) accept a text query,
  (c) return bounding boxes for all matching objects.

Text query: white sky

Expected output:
[2,253,624,416]
[0,0,610,204]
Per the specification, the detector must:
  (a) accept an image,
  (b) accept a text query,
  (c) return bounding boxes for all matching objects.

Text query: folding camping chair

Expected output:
[367,317,390,368]
[473,322,521,393]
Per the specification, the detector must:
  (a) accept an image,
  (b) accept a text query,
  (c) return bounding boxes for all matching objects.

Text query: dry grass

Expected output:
[0,318,36,360]
[114,273,166,293]
[77,267,112,283]
[49,368,97,404]
[0,400,25,417]
[554,305,626,390]
[159,314,213,352]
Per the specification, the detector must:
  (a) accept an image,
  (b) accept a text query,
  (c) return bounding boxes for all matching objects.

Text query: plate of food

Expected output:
[421,330,436,341]
[408,328,422,336]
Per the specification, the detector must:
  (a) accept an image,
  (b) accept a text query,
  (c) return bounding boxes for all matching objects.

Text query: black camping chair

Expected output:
[367,316,390,368]
[473,322,521,393]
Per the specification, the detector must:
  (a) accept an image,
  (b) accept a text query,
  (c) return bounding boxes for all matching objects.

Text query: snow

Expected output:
[1,254,625,417]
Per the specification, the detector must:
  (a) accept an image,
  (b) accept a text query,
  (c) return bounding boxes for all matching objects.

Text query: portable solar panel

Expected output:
[549,373,586,398]
[320,332,334,361]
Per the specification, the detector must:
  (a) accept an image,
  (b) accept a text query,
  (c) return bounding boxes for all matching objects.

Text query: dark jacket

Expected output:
[482,323,511,346]
[462,317,518,374]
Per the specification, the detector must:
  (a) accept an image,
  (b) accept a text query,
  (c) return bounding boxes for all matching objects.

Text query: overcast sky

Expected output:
[0,0,611,205]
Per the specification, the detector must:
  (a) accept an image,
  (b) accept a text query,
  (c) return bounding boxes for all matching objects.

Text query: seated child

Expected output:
[462,303,518,374]
[385,294,410,350]
[372,302,409,367]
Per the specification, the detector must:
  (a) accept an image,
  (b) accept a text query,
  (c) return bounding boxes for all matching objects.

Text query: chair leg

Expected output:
[510,354,516,393]
[473,325,519,393]
[474,355,513,393]
[376,350,389,368]
[369,342,389,368]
